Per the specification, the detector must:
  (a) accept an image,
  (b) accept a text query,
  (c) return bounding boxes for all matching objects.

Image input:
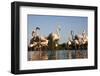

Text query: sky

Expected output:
[27,15,88,44]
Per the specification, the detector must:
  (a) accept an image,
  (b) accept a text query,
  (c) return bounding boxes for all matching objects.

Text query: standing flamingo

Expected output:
[29,27,48,50]
[28,27,49,60]
[47,25,61,50]
[67,30,88,50]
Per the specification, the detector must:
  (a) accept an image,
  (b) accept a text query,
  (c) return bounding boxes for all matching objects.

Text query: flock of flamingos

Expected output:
[28,25,88,51]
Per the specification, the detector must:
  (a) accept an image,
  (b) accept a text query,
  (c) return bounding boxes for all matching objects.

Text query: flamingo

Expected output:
[47,25,61,50]
[67,30,88,50]
[49,25,60,41]
[29,27,48,51]
[28,27,49,60]
[75,30,88,49]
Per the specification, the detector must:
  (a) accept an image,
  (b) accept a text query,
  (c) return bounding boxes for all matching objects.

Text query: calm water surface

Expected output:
[28,50,88,61]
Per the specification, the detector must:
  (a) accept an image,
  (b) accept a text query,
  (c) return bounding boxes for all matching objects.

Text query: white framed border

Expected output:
[20,6,95,70]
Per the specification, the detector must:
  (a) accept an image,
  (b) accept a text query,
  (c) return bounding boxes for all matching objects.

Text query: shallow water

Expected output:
[28,50,88,61]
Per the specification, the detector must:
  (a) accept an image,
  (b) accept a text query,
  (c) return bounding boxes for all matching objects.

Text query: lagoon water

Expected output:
[28,50,88,61]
